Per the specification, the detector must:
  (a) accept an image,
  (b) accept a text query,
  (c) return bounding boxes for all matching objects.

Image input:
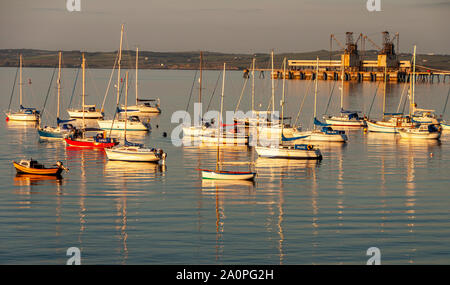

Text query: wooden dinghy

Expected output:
[13,159,68,176]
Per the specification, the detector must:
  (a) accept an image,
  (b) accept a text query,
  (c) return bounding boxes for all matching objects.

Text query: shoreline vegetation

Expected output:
[1,49,449,71]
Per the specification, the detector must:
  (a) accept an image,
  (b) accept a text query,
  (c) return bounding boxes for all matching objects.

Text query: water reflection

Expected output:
[4,120,38,130]
[104,160,166,187]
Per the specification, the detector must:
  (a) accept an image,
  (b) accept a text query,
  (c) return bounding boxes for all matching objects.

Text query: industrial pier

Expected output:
[254,32,450,83]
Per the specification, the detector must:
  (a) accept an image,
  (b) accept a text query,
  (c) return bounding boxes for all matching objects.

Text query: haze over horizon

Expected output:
[1,0,449,54]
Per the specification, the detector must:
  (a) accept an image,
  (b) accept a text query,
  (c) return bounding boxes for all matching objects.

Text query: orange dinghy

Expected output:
[13,159,68,176]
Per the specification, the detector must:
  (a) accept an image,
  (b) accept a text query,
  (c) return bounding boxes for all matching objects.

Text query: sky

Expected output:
[0,0,449,54]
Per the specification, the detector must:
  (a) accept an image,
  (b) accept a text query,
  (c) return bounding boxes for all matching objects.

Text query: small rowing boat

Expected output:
[13,159,68,176]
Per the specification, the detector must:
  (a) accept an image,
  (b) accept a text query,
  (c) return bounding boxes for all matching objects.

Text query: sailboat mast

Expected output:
[82,53,86,132]
[271,50,275,115]
[19,54,22,107]
[216,62,226,172]
[117,24,124,106]
[412,45,416,114]
[124,72,128,142]
[340,59,344,110]
[199,51,203,103]
[135,47,139,106]
[313,57,319,127]
[383,66,387,119]
[252,57,255,112]
[281,58,286,132]
[57,51,62,121]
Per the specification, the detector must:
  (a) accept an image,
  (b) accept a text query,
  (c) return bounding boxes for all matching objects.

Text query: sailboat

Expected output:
[64,53,119,148]
[398,123,441,140]
[366,52,417,133]
[409,46,441,126]
[199,63,255,180]
[291,58,347,142]
[323,60,366,126]
[118,47,161,114]
[255,58,323,160]
[5,54,40,122]
[257,50,298,138]
[66,53,103,119]
[440,88,450,130]
[97,25,150,132]
[198,62,249,145]
[105,72,167,163]
[38,51,76,139]
[182,51,215,137]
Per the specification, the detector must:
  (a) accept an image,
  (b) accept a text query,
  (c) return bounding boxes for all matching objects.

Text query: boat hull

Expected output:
[201,170,255,180]
[255,146,322,160]
[182,126,215,137]
[64,138,118,148]
[6,112,39,122]
[105,148,160,162]
[291,131,347,142]
[324,117,366,127]
[398,130,441,140]
[38,128,70,139]
[441,123,450,130]
[13,161,63,176]
[122,105,161,114]
[67,110,104,119]
[97,120,150,131]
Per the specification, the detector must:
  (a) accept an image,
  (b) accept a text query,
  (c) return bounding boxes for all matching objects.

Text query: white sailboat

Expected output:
[182,51,216,137]
[257,50,298,138]
[198,63,249,146]
[323,60,366,126]
[255,58,323,160]
[38,52,75,139]
[291,58,347,142]
[366,63,416,133]
[119,47,161,114]
[66,52,103,119]
[399,124,441,140]
[105,72,167,163]
[6,54,40,122]
[200,63,255,180]
[98,25,150,132]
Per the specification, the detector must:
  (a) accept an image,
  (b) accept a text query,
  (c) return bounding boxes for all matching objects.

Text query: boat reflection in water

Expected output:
[104,160,166,187]
[14,173,63,187]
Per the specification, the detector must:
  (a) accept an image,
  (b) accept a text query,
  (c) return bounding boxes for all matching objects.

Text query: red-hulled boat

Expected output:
[64,53,119,149]
[65,132,119,148]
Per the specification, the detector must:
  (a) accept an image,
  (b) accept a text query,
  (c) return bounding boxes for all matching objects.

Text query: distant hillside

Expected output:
[0,49,449,71]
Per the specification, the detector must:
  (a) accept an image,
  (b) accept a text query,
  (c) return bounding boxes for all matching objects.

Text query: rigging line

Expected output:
[396,81,409,113]
[323,80,337,115]
[441,87,450,116]
[40,65,58,118]
[7,65,19,111]
[183,69,198,121]
[101,52,119,111]
[234,76,249,113]
[68,66,80,109]
[401,87,409,114]
[294,80,312,127]
[206,70,222,113]
[108,75,126,138]
[85,62,103,107]
[367,81,382,118]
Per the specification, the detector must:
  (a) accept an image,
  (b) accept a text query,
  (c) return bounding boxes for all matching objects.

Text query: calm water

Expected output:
[0,66,449,264]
